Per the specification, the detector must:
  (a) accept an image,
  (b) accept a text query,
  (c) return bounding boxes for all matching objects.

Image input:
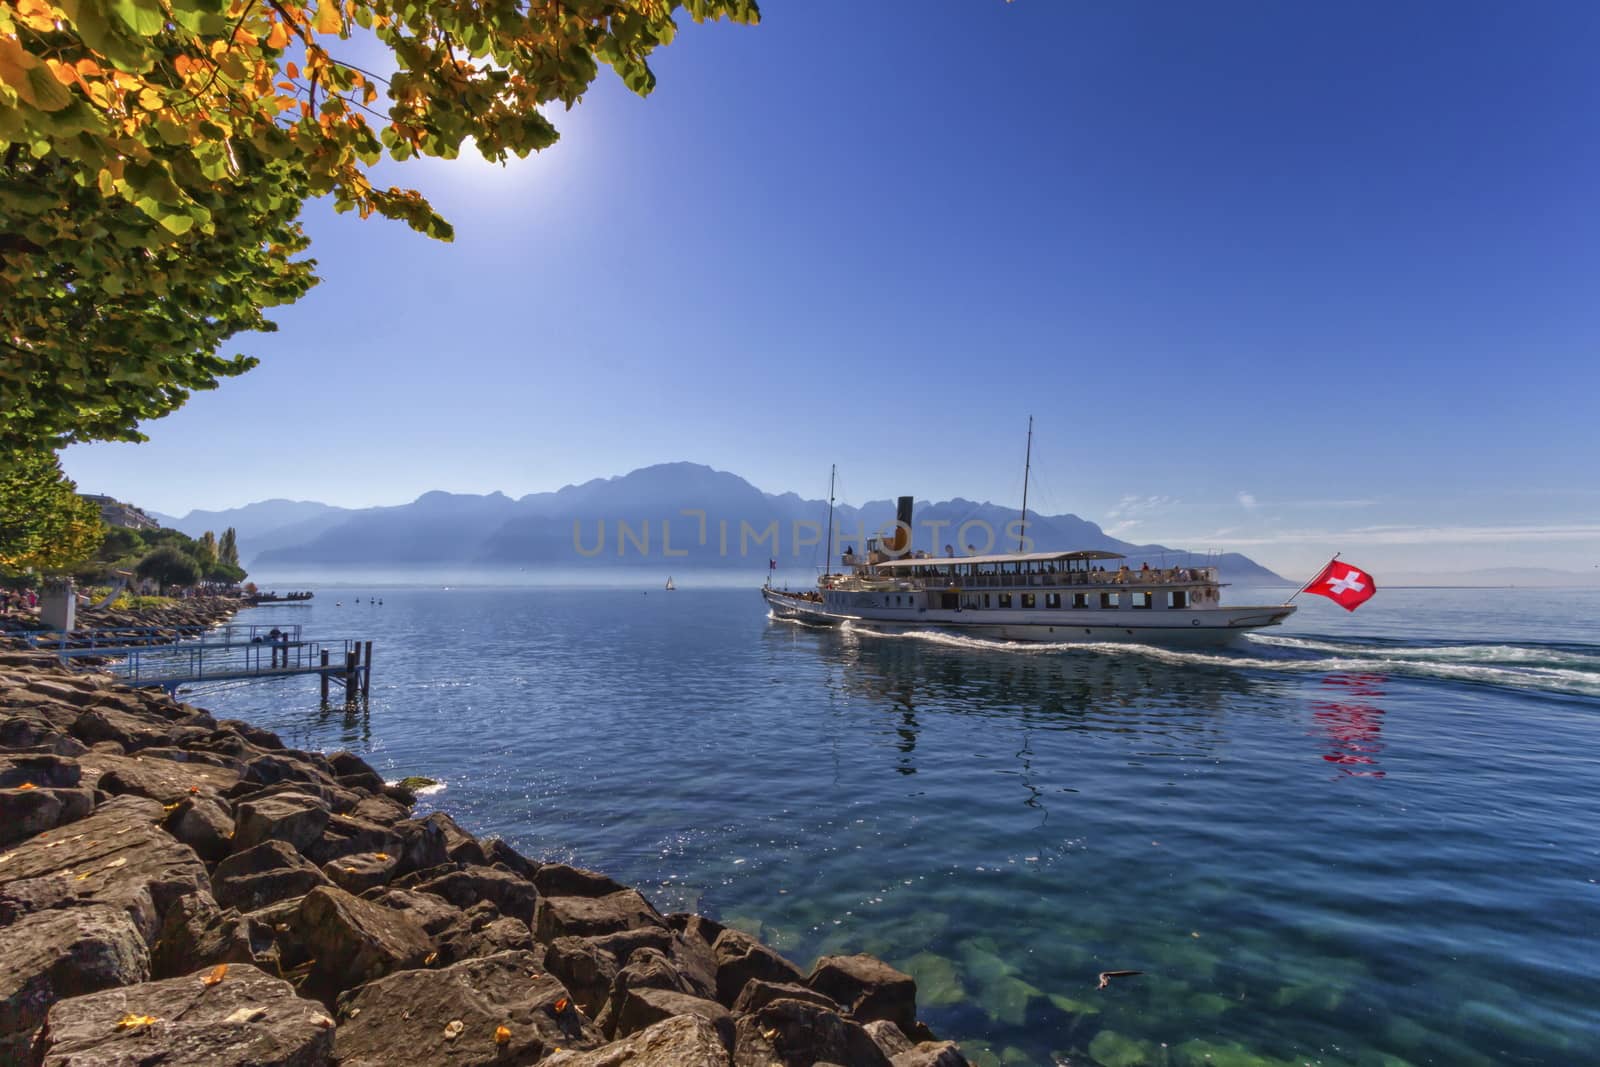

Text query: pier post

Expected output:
[320,649,330,704]
[344,649,358,703]
[362,641,372,699]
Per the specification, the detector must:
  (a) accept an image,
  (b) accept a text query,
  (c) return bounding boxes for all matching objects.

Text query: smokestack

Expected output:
[889,496,914,555]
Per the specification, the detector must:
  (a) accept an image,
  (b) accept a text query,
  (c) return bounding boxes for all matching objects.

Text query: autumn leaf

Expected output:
[314,0,340,34]
[372,852,390,861]
[553,998,568,1013]
[201,963,229,986]
[443,1019,464,1041]
[17,782,36,791]
[494,1024,511,1045]
[115,1013,160,1030]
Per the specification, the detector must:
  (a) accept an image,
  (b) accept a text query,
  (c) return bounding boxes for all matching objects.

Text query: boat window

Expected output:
[998,593,1012,608]
[1045,593,1061,609]
[984,594,991,608]
[1072,593,1087,609]
[1131,591,1152,610]
[1169,590,1187,608]
[1100,592,1118,609]
[1022,593,1036,608]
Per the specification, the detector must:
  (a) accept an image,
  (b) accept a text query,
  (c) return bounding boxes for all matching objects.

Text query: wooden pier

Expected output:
[23,623,374,702]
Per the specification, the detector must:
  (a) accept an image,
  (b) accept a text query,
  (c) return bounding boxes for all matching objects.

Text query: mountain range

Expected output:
[152,462,1288,581]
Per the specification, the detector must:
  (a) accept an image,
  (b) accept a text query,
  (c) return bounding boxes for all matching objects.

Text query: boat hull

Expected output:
[761,588,1292,647]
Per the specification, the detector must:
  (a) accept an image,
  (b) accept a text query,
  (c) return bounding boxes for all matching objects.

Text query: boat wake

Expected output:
[849,627,1600,699]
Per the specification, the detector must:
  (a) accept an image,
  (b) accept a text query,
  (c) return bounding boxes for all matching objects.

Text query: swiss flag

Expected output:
[1304,558,1377,611]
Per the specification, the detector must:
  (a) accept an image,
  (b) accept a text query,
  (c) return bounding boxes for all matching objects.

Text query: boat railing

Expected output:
[877,567,1219,590]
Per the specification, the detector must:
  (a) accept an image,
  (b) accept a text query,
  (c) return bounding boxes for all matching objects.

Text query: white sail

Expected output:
[665,577,676,591]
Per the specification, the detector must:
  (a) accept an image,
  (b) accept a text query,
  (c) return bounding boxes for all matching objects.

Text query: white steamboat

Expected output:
[762,475,1294,646]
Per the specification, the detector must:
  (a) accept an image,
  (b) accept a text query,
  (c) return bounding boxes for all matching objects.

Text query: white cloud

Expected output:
[1169,522,1600,549]
[1236,491,1257,510]
[1107,494,1176,520]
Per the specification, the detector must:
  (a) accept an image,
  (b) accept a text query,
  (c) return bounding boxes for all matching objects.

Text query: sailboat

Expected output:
[665,577,676,591]
[759,421,1295,646]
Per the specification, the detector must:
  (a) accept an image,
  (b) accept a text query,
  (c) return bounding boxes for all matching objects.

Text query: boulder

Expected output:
[603,986,733,1044]
[368,887,467,938]
[892,1041,969,1066]
[0,794,208,944]
[543,1014,730,1067]
[326,751,386,794]
[709,929,804,1008]
[807,953,919,1034]
[412,864,538,922]
[350,793,409,826]
[232,793,330,853]
[391,814,449,874]
[535,890,666,942]
[150,893,254,980]
[213,840,332,912]
[534,862,628,898]
[732,979,839,1016]
[82,750,240,802]
[0,785,94,846]
[294,885,432,994]
[670,913,726,950]
[483,837,540,881]
[216,719,287,751]
[305,814,402,865]
[334,950,601,1066]
[68,706,175,751]
[31,963,334,1066]
[471,916,539,956]
[321,851,399,895]
[864,1019,915,1058]
[545,937,620,1017]
[428,811,487,865]
[0,905,149,1062]
[731,997,890,1067]
[0,753,81,788]
[163,795,235,865]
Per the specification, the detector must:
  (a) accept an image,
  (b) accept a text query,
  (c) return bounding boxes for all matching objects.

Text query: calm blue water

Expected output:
[187,585,1599,1066]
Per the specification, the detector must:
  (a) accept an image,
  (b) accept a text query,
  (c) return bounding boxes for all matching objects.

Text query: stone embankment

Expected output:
[0,632,968,1065]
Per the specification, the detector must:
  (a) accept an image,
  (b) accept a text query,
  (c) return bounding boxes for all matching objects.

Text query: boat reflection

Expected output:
[764,618,1288,783]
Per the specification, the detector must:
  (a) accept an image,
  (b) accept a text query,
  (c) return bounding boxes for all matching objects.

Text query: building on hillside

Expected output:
[79,494,161,531]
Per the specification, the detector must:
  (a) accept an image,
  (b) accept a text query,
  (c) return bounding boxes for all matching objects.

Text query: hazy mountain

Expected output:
[152,499,352,560]
[246,462,1285,581]
[1385,566,1600,588]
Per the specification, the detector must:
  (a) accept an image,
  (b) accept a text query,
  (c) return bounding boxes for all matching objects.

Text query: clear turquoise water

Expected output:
[189,585,1600,1066]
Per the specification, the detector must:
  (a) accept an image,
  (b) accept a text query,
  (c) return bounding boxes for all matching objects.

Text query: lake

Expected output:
[191,583,1600,1066]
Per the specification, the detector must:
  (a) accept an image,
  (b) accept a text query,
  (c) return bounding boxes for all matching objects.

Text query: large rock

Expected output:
[305,813,402,865]
[150,892,254,980]
[732,979,839,1016]
[543,1014,730,1067]
[603,986,733,1044]
[232,793,330,853]
[82,749,241,802]
[0,753,81,788]
[709,929,804,1008]
[534,863,628,898]
[731,997,891,1067]
[0,785,94,846]
[0,905,149,1062]
[391,814,450,874]
[68,706,178,752]
[163,795,235,864]
[535,889,666,942]
[213,840,332,912]
[0,794,209,944]
[864,1019,914,1058]
[807,953,919,1034]
[545,937,621,1017]
[891,1040,969,1066]
[334,950,601,1066]
[31,963,334,1066]
[294,885,432,993]
[411,864,538,923]
[321,851,399,895]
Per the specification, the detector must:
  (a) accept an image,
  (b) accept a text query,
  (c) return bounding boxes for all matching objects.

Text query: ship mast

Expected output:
[1017,416,1033,552]
[824,464,836,579]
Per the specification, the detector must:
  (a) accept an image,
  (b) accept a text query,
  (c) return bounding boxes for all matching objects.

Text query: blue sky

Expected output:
[63,1,1600,578]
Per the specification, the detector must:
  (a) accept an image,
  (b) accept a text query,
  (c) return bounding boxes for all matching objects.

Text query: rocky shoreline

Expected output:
[0,603,968,1066]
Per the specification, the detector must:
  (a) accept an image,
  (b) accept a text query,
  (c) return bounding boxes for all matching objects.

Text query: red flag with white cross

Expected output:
[1303,558,1377,611]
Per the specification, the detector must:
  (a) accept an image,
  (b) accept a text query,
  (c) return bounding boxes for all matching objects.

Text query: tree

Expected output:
[2,0,760,452]
[0,448,105,575]
[196,530,219,567]
[218,527,239,566]
[136,544,200,592]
